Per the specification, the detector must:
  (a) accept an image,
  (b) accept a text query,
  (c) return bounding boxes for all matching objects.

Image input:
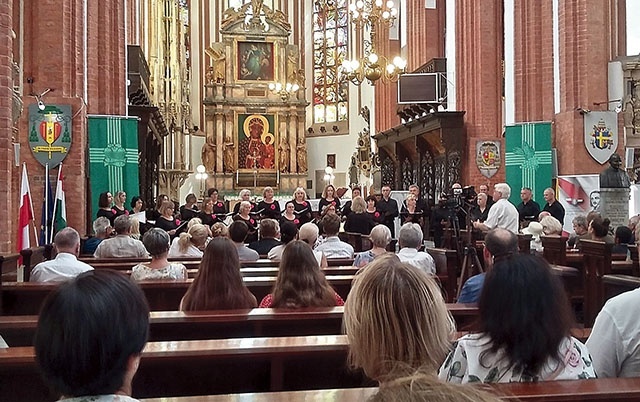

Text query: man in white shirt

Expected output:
[472,182,519,234]
[397,222,435,274]
[586,288,640,378]
[30,227,94,282]
[315,213,354,259]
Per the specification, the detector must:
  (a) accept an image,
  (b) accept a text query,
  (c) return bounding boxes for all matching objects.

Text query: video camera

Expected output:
[443,185,477,210]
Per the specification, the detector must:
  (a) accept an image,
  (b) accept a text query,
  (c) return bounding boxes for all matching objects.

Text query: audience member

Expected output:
[83,217,112,255]
[129,217,141,240]
[180,237,257,311]
[397,223,435,274]
[542,187,565,225]
[94,215,148,258]
[439,254,595,383]
[587,287,640,377]
[469,192,490,223]
[228,220,259,261]
[479,184,494,209]
[249,218,282,255]
[344,196,376,235]
[315,213,354,258]
[457,228,518,304]
[34,270,149,402]
[589,215,613,243]
[298,222,328,267]
[612,225,633,256]
[473,183,519,234]
[131,229,187,281]
[259,241,344,308]
[353,224,391,268]
[540,215,563,235]
[516,187,540,228]
[344,254,455,381]
[267,221,298,260]
[568,215,589,249]
[31,227,94,282]
[168,223,209,258]
[210,222,228,238]
[522,221,544,254]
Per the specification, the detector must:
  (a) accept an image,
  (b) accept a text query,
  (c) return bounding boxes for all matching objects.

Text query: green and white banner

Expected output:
[87,115,139,219]
[505,122,553,206]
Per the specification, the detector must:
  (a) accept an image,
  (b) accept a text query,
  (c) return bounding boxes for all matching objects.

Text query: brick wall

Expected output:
[0,1,14,253]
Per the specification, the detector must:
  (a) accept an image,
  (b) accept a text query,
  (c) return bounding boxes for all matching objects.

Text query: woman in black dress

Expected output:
[232,189,256,215]
[197,197,222,227]
[344,196,376,235]
[209,188,228,218]
[318,184,341,215]
[400,194,424,226]
[179,193,199,222]
[150,194,169,222]
[232,201,258,243]
[281,201,300,228]
[257,186,281,220]
[365,195,383,224]
[96,192,115,225]
[292,187,312,226]
[341,187,361,218]
[155,200,179,237]
[112,191,129,219]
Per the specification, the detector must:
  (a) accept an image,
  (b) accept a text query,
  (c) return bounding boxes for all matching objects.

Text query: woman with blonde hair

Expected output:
[539,215,563,236]
[344,196,375,235]
[210,222,228,238]
[344,254,455,381]
[291,187,312,226]
[180,237,257,311]
[129,217,141,240]
[318,184,341,214]
[259,240,343,308]
[232,200,258,243]
[154,200,178,237]
[168,223,209,258]
[257,186,281,219]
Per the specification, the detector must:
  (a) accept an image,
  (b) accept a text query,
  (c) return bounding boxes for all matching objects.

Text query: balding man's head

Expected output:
[53,227,81,255]
[483,228,518,268]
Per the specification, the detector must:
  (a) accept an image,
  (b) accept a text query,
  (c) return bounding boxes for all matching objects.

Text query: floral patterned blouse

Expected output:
[438,333,596,383]
[130,262,188,281]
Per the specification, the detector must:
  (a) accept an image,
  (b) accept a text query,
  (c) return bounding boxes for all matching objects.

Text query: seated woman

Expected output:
[540,215,563,236]
[439,253,595,383]
[34,270,149,402]
[589,215,614,243]
[353,224,391,268]
[257,186,281,220]
[232,200,258,243]
[210,222,228,238]
[131,228,187,281]
[344,196,376,235]
[180,237,257,311]
[168,223,209,258]
[344,254,455,381]
[259,240,343,308]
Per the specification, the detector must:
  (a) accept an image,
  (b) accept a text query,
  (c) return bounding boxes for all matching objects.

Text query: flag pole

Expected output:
[24,163,39,246]
[50,163,61,243]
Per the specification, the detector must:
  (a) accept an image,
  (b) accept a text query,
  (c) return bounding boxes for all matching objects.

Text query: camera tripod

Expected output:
[450,204,484,299]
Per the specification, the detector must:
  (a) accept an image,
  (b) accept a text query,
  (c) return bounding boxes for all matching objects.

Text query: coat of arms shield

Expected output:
[476,141,501,178]
[584,111,618,164]
[28,104,72,168]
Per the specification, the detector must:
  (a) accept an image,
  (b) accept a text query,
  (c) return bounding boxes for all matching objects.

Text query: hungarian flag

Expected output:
[18,164,34,261]
[52,163,67,240]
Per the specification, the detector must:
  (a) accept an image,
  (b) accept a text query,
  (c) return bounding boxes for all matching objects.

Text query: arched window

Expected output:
[313,0,349,125]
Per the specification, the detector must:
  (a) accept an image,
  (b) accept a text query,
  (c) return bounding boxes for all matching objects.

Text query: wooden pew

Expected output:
[0,335,372,401]
[0,253,20,314]
[517,233,532,254]
[580,240,612,327]
[137,378,640,402]
[541,235,568,266]
[602,274,640,302]
[425,247,458,303]
[0,275,355,315]
[20,245,53,282]
[0,304,481,346]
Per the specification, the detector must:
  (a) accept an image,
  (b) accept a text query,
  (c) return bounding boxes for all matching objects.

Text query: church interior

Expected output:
[1,0,639,249]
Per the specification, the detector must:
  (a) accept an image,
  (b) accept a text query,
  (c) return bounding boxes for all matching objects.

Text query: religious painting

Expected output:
[237,41,274,81]
[237,113,277,170]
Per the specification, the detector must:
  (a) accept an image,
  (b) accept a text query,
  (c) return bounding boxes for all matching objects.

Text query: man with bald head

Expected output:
[31,227,94,282]
[542,187,565,225]
[457,228,519,303]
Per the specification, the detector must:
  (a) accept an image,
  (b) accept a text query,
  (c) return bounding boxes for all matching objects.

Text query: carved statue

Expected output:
[251,0,264,17]
[600,153,631,188]
[224,136,235,173]
[296,138,307,173]
[278,138,290,173]
[201,137,216,172]
[205,43,226,84]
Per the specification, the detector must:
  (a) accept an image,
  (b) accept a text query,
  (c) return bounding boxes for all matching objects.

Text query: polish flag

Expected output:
[17,164,35,259]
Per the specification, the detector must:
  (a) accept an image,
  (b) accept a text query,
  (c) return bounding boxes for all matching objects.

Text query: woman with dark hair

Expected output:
[130,196,144,215]
[180,237,257,311]
[257,186,281,220]
[281,201,300,228]
[259,240,343,308]
[341,187,362,218]
[131,228,187,281]
[439,254,595,383]
[365,195,383,224]
[318,184,341,214]
[208,188,228,217]
[150,194,169,222]
[179,193,199,222]
[113,191,129,219]
[267,221,299,260]
[34,270,149,401]
[589,215,612,242]
[97,191,116,225]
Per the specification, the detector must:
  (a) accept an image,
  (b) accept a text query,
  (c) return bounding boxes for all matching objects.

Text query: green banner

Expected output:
[87,116,140,219]
[505,122,553,205]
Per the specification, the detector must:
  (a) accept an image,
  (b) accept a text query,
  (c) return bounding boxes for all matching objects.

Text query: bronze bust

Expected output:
[599,153,631,188]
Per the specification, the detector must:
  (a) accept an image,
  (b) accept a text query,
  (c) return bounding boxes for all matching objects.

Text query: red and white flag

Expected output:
[17,163,36,258]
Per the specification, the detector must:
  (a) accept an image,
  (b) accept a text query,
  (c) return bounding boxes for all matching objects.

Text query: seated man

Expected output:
[396,222,435,274]
[31,227,94,282]
[82,216,113,255]
[297,222,328,267]
[587,287,640,377]
[315,213,354,259]
[612,226,633,256]
[568,215,590,249]
[457,228,518,304]
[229,220,259,261]
[248,218,282,255]
[94,215,148,258]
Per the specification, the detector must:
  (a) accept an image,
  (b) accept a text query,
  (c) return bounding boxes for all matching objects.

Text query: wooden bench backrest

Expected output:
[517,233,532,254]
[541,235,567,266]
[425,247,458,303]
[580,239,612,327]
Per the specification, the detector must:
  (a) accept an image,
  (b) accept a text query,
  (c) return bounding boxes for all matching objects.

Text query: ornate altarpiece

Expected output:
[201,0,308,192]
